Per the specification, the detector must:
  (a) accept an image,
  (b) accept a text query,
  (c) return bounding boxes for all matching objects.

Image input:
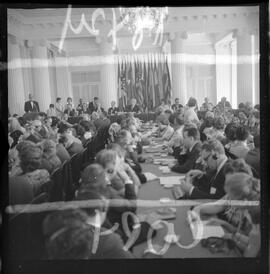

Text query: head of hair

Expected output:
[203,117,214,128]
[79,120,95,132]
[40,139,57,157]
[80,163,107,193]
[16,140,35,153]
[56,97,61,102]
[8,117,22,132]
[174,115,185,126]
[75,189,107,216]
[95,149,117,168]
[156,113,169,125]
[223,158,253,176]
[224,123,238,141]
[106,143,126,158]
[94,97,98,101]
[224,172,260,200]
[49,104,54,108]
[115,129,132,146]
[58,123,70,134]
[238,103,245,109]
[43,209,93,259]
[201,139,225,156]
[213,117,225,130]
[183,125,200,141]
[164,109,172,115]
[187,97,197,107]
[235,125,249,141]
[19,143,43,173]
[18,116,27,127]
[58,135,68,146]
[254,104,260,111]
[51,117,60,128]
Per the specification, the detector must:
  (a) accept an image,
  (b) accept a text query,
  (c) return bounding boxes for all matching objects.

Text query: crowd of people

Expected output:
[8,93,260,259]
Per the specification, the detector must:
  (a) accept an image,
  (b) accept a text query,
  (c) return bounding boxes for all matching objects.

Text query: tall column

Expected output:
[8,35,26,115]
[170,32,188,106]
[99,38,117,110]
[55,54,73,102]
[20,42,34,100]
[236,30,253,105]
[215,42,232,104]
[31,39,52,112]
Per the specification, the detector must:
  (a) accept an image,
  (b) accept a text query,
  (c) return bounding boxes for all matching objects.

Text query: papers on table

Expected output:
[159,176,185,186]
[187,210,225,240]
[144,172,159,181]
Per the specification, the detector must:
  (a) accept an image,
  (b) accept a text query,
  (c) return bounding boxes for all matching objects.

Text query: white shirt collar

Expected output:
[216,156,228,174]
[189,141,199,152]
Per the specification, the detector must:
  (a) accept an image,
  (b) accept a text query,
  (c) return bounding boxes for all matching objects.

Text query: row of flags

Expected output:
[117,54,172,111]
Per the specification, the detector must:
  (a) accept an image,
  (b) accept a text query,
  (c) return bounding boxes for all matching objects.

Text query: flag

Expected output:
[135,61,144,107]
[154,62,160,107]
[126,61,132,104]
[142,61,148,110]
[163,57,172,103]
[118,61,127,110]
[148,61,155,110]
[158,57,164,101]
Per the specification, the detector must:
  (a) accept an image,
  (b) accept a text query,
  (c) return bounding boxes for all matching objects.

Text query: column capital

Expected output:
[31,39,50,48]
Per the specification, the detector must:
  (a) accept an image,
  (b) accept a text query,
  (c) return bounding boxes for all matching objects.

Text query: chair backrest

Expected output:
[49,166,65,202]
[62,160,74,201]
[31,192,49,204]
[69,151,84,188]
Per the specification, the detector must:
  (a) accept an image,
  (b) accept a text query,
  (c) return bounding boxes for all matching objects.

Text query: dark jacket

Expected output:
[125,104,141,113]
[56,143,71,163]
[66,142,84,156]
[171,142,202,173]
[245,148,260,178]
[24,100,40,113]
[88,102,104,114]
[108,107,119,115]
[190,161,229,199]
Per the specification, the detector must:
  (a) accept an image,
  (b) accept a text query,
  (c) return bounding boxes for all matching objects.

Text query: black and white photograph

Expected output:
[2,3,269,273]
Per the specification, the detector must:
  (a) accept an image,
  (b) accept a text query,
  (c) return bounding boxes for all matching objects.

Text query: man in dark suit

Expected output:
[171,126,201,173]
[88,97,104,114]
[179,139,228,199]
[125,98,141,113]
[108,101,119,115]
[171,98,183,112]
[24,93,40,113]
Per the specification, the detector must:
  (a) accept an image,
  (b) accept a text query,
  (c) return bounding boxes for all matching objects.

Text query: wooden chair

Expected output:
[49,166,65,202]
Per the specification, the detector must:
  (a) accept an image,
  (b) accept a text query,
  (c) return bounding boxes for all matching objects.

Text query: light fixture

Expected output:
[119,7,168,34]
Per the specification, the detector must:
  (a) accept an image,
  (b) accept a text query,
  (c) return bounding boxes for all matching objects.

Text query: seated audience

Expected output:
[9,143,50,204]
[156,114,174,141]
[245,134,260,178]
[47,104,57,117]
[125,98,141,113]
[171,125,201,173]
[43,207,134,259]
[184,97,199,124]
[227,125,250,159]
[55,97,65,118]
[39,139,61,174]
[171,98,183,112]
[200,97,213,111]
[179,139,228,199]
[108,101,119,115]
[59,135,84,157]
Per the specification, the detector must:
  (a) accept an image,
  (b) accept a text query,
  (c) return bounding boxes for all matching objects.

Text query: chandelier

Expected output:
[119,7,168,33]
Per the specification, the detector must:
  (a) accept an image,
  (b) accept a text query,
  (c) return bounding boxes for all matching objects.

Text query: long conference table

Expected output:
[132,126,238,258]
